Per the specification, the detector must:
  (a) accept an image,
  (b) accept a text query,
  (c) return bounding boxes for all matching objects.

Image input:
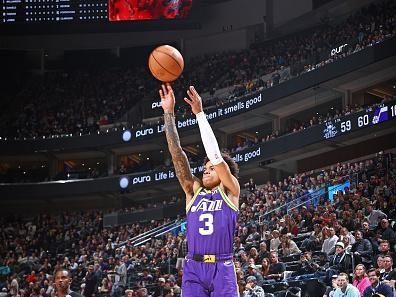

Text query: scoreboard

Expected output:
[1,0,197,33]
[2,0,107,23]
[322,101,396,140]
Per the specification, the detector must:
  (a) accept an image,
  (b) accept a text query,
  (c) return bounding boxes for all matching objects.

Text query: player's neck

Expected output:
[203,185,219,191]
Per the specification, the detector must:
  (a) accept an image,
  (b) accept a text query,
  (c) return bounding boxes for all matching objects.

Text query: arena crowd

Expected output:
[0,152,395,296]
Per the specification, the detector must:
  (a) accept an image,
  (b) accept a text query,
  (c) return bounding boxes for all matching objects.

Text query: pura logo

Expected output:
[330,44,348,56]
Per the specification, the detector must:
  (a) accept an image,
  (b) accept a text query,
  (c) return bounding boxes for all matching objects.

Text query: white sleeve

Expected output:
[195,111,223,165]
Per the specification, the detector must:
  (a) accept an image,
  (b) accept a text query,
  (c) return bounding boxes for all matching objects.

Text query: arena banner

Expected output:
[127,146,263,186]
[130,92,263,140]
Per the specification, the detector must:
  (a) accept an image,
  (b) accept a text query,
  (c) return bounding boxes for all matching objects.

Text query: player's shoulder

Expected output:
[218,184,239,211]
[219,182,240,198]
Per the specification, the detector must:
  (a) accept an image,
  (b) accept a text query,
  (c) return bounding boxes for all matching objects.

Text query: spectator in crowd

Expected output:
[245,178,257,193]
[238,279,247,297]
[135,288,148,297]
[381,255,396,289]
[26,271,38,284]
[260,258,270,278]
[240,227,250,245]
[352,264,370,296]
[280,233,301,257]
[240,251,250,272]
[375,241,395,264]
[278,219,288,234]
[256,242,269,263]
[167,275,180,297]
[361,221,375,242]
[328,242,353,275]
[322,228,339,255]
[301,223,323,251]
[99,277,111,297]
[377,255,386,272]
[176,233,188,271]
[0,288,8,297]
[83,264,99,297]
[340,227,355,246]
[378,219,396,247]
[333,273,360,297]
[297,251,320,276]
[111,257,126,297]
[246,264,264,286]
[139,268,153,288]
[270,230,281,252]
[362,268,393,297]
[243,276,265,297]
[153,278,166,297]
[162,286,174,297]
[366,204,387,231]
[266,252,285,282]
[351,230,373,268]
[9,273,19,297]
[245,226,261,250]
[323,274,340,297]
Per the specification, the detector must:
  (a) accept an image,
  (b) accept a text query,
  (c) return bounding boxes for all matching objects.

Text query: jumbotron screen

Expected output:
[109,0,192,21]
[1,0,196,32]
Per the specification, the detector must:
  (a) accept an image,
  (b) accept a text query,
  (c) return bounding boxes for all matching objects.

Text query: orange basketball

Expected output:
[148,45,184,82]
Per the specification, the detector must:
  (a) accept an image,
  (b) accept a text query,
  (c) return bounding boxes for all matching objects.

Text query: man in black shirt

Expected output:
[381,255,396,290]
[257,242,270,263]
[83,265,98,297]
[298,251,320,275]
[361,221,375,241]
[378,219,396,246]
[328,242,353,274]
[266,252,285,281]
[351,230,373,267]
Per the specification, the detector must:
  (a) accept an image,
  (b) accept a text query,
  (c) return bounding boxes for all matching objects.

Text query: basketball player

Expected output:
[54,269,83,297]
[160,84,240,297]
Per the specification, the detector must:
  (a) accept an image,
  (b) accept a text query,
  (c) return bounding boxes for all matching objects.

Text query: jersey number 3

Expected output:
[199,213,214,235]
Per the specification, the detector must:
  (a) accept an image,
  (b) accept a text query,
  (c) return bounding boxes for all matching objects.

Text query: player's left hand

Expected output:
[184,86,203,115]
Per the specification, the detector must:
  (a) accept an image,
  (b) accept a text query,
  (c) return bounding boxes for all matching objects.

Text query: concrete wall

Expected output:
[184,28,248,58]
[272,0,312,28]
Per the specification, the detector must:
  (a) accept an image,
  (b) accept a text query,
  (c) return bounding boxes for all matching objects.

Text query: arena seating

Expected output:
[1,153,394,296]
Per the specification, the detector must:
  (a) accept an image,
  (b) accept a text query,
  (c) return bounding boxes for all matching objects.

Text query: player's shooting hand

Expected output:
[159,83,175,113]
[184,86,203,115]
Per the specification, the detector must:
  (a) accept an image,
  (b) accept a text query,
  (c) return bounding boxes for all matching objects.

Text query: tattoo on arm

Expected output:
[164,113,193,194]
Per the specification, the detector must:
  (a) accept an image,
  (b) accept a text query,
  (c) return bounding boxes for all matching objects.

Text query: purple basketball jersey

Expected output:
[186,187,238,255]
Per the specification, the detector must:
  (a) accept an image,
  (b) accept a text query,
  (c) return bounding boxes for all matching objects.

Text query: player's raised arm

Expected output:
[160,84,196,198]
[184,86,240,199]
